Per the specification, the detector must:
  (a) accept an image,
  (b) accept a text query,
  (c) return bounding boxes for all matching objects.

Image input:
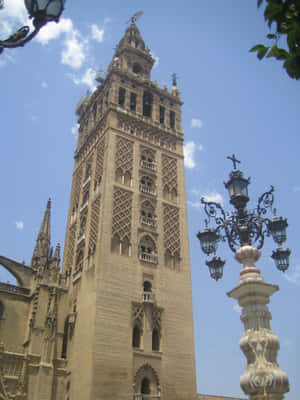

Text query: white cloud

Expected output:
[233,304,242,314]
[71,123,79,139]
[0,0,29,37]
[203,192,223,204]
[41,81,48,88]
[150,51,159,69]
[183,141,203,168]
[292,185,300,192]
[187,200,202,209]
[15,221,24,230]
[36,18,73,45]
[190,118,203,129]
[91,24,104,43]
[72,67,97,91]
[61,33,87,69]
[0,52,15,68]
[284,264,300,285]
[35,18,87,69]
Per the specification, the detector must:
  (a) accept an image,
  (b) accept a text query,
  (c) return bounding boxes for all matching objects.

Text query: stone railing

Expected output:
[140,216,156,228]
[140,160,157,171]
[134,395,160,400]
[139,184,156,196]
[0,282,30,296]
[142,291,155,303]
[139,252,158,264]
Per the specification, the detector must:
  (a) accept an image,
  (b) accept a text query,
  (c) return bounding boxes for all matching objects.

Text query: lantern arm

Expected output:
[256,185,274,216]
[201,197,227,227]
[201,197,236,253]
[0,24,44,53]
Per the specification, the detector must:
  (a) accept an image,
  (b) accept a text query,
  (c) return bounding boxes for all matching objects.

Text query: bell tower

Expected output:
[61,19,197,400]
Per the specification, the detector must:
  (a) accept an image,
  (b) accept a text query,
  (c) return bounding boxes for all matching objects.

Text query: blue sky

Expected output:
[1,1,299,399]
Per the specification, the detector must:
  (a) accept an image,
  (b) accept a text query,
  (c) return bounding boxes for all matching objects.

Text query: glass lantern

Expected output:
[270,216,288,246]
[206,256,225,281]
[271,247,291,272]
[197,228,219,255]
[224,170,250,211]
[25,0,66,25]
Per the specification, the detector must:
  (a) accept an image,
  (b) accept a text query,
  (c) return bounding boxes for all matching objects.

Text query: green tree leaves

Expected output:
[251,0,300,80]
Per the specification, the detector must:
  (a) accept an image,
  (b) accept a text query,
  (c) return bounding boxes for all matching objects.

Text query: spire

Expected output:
[110,14,154,78]
[31,198,51,268]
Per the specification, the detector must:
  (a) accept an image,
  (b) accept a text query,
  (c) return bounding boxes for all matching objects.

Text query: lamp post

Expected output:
[197,155,290,400]
[0,0,66,54]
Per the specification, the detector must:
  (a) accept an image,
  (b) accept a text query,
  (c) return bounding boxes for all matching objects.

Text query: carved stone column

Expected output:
[227,245,289,400]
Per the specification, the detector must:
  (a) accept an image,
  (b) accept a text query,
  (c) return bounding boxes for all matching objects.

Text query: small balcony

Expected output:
[140,160,156,171]
[142,291,155,303]
[140,216,156,228]
[139,252,158,264]
[139,184,156,196]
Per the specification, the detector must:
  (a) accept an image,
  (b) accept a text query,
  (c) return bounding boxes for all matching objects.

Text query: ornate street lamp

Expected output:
[197,155,291,400]
[0,0,66,54]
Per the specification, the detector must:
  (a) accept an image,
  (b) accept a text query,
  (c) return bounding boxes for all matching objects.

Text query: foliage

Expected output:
[250,0,300,80]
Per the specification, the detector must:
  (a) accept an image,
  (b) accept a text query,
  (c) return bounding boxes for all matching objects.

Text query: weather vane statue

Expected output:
[127,11,144,25]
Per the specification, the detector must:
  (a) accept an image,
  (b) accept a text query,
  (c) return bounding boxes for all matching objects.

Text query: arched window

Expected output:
[143,281,152,292]
[164,249,172,267]
[85,164,91,181]
[122,236,130,256]
[81,191,89,207]
[139,236,157,264]
[133,62,142,74]
[124,171,132,187]
[132,325,141,348]
[163,185,170,200]
[115,167,123,184]
[140,176,156,195]
[140,149,156,170]
[152,328,160,351]
[141,377,151,395]
[143,91,153,118]
[111,234,121,254]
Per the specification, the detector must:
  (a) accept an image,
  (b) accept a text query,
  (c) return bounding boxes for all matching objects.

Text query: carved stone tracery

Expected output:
[112,188,132,241]
[163,204,180,257]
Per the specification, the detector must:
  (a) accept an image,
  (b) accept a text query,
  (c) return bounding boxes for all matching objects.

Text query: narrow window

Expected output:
[152,328,160,351]
[133,63,142,74]
[143,91,153,117]
[132,325,141,348]
[119,87,126,107]
[141,378,151,395]
[170,111,175,129]
[130,93,137,111]
[143,281,152,292]
[61,318,69,359]
[159,106,165,124]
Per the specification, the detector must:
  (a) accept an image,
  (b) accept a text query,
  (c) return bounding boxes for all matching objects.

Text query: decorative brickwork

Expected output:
[89,197,101,250]
[64,223,77,271]
[112,188,132,241]
[115,136,134,177]
[162,155,178,198]
[163,204,180,256]
[95,133,105,182]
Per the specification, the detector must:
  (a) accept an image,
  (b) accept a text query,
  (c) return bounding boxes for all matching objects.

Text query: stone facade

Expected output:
[0,23,243,400]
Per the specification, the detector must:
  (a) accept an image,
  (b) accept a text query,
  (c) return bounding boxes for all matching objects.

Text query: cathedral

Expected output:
[0,21,243,400]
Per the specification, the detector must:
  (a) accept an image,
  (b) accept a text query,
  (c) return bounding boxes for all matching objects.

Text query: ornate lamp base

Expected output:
[227,246,289,400]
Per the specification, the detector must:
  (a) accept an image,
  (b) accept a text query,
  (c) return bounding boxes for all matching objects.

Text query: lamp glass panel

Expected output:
[47,1,63,17]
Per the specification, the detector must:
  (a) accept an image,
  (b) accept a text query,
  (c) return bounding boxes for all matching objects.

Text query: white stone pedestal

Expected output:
[227,246,289,400]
